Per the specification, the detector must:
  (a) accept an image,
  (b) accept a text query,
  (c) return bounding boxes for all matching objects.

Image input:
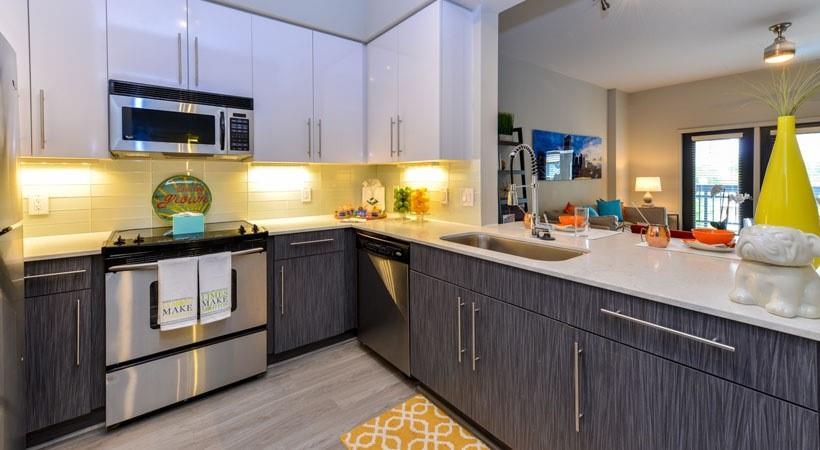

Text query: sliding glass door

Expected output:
[761,122,820,213]
[681,128,754,231]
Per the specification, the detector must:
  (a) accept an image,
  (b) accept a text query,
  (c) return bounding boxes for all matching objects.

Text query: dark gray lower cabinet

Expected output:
[26,290,92,432]
[410,272,472,414]
[273,251,347,353]
[410,268,820,450]
[470,292,575,450]
[410,272,575,450]
[577,330,819,450]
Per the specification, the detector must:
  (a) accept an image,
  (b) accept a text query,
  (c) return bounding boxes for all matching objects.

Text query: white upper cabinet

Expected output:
[252,16,314,163]
[366,0,471,163]
[252,22,365,164]
[313,32,364,163]
[107,0,189,89]
[107,0,251,96]
[397,4,440,162]
[29,0,109,158]
[366,29,398,164]
[187,0,252,97]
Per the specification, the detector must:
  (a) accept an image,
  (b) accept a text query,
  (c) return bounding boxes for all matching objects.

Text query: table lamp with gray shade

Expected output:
[635,177,662,207]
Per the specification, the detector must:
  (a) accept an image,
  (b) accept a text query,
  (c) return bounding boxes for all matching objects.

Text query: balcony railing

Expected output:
[694,184,740,230]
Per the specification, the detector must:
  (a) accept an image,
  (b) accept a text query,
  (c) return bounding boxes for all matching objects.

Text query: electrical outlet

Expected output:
[441,188,449,205]
[301,187,312,203]
[28,194,49,216]
[461,188,474,207]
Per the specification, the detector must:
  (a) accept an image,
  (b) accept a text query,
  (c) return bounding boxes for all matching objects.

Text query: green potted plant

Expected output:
[498,112,514,136]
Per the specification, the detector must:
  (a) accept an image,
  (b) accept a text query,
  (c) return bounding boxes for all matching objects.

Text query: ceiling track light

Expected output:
[764,22,796,64]
[600,0,611,12]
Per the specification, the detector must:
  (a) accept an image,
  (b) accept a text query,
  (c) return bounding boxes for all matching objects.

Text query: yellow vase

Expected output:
[755,116,820,236]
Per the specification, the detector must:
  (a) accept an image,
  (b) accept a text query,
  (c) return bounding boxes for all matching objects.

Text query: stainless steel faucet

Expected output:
[508,144,553,240]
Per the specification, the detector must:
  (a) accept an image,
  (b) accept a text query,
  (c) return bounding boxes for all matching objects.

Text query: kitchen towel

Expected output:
[198,252,232,324]
[157,256,199,331]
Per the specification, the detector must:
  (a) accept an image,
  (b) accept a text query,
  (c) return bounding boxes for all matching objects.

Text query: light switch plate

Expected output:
[301,187,312,203]
[441,188,449,205]
[28,194,49,216]
[461,188,474,207]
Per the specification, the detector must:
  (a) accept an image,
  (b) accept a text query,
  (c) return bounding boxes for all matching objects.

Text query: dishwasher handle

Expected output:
[357,234,410,263]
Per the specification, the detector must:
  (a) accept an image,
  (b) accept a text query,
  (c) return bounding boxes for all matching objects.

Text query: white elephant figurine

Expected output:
[729,225,820,319]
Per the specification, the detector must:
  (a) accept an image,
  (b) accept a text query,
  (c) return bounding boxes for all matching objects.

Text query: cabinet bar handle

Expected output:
[396,115,403,157]
[470,302,479,371]
[307,118,312,158]
[600,308,736,352]
[39,89,45,151]
[390,117,396,157]
[573,342,583,432]
[289,238,334,246]
[280,266,285,316]
[177,33,183,85]
[317,119,322,159]
[76,299,81,367]
[24,269,86,280]
[194,36,199,86]
[456,296,465,363]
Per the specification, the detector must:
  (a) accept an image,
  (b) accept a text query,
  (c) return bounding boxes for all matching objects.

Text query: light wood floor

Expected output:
[44,339,418,450]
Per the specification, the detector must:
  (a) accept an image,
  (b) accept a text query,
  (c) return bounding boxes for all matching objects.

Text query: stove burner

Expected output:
[103,221,267,251]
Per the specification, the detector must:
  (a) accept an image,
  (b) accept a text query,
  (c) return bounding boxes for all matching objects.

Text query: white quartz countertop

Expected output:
[258,216,820,341]
[24,231,111,262]
[24,216,820,341]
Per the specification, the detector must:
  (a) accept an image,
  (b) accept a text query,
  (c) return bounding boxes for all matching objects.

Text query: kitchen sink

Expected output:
[439,233,585,261]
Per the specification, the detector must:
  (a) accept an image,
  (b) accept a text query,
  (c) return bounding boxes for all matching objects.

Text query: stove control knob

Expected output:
[134,234,144,244]
[114,235,125,246]
[238,224,246,235]
[252,224,259,234]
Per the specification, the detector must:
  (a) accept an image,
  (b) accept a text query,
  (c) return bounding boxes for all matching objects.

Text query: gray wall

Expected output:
[499,54,609,213]
[627,62,820,214]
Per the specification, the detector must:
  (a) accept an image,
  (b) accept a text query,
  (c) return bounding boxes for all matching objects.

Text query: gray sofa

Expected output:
[545,205,668,231]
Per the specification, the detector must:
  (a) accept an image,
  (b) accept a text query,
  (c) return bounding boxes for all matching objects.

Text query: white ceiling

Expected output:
[213,0,525,42]
[499,0,820,93]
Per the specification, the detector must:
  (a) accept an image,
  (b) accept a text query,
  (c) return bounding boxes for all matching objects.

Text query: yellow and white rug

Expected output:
[341,394,490,450]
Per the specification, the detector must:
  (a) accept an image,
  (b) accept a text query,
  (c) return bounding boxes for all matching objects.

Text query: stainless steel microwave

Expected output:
[108,80,253,160]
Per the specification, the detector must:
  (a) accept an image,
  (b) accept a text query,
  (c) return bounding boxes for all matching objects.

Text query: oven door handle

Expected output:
[107,247,265,272]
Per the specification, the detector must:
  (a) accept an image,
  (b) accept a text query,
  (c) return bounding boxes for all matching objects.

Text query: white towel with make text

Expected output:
[198,252,232,324]
[157,256,198,331]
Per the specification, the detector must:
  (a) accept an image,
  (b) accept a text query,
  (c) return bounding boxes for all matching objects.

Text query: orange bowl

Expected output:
[691,228,735,245]
[558,215,584,227]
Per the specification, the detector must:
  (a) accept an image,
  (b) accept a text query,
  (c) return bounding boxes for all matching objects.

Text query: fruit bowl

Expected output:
[558,215,584,227]
[691,228,735,246]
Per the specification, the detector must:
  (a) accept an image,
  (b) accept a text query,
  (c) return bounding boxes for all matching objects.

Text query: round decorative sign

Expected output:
[152,175,212,220]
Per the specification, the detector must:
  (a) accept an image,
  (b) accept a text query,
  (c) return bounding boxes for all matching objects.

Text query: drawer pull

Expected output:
[456,296,465,363]
[573,341,583,433]
[24,269,86,280]
[289,238,335,247]
[76,298,81,367]
[470,302,480,371]
[600,308,736,352]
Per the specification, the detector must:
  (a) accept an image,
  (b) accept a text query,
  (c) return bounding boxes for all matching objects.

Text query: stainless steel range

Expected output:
[102,221,268,426]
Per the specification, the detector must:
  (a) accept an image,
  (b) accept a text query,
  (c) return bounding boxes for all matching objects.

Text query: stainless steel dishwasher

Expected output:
[357,232,410,375]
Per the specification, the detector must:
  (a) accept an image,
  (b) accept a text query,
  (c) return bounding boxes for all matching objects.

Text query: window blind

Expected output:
[681,128,754,231]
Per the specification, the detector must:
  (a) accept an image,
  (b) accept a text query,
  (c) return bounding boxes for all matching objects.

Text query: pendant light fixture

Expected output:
[764,22,796,64]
